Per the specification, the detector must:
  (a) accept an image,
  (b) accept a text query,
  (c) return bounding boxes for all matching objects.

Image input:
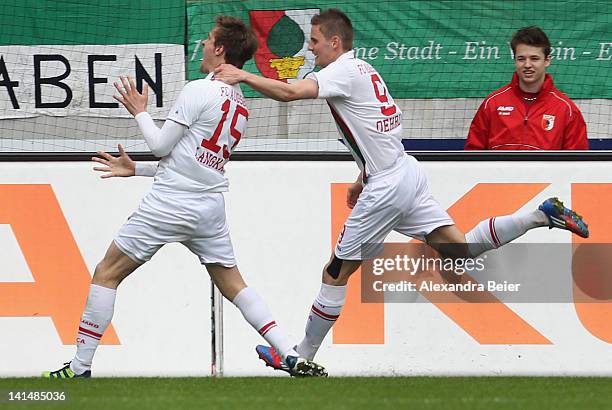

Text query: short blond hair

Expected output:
[311,9,353,50]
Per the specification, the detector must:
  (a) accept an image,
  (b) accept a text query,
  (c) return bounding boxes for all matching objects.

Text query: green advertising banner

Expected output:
[1,0,184,46]
[187,0,611,99]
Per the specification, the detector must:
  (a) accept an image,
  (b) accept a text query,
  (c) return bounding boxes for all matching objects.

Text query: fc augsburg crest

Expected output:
[249,9,319,82]
[542,114,555,131]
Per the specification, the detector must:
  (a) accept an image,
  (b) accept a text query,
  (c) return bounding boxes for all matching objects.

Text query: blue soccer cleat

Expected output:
[256,345,291,374]
[42,362,91,379]
[256,345,328,377]
[539,197,589,238]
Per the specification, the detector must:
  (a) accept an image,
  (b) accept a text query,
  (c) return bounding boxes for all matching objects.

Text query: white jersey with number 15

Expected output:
[156,73,248,193]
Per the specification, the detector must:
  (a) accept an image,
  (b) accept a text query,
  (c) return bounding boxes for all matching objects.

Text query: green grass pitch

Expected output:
[1,377,612,409]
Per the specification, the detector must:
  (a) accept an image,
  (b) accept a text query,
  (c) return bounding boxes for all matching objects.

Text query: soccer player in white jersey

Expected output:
[214,8,589,373]
[43,16,327,378]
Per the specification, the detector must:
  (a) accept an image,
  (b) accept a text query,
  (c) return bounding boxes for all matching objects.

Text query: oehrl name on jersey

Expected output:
[220,86,246,106]
[376,112,402,133]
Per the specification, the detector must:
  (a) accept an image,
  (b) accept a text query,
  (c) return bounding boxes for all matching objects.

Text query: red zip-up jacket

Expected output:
[465,73,588,150]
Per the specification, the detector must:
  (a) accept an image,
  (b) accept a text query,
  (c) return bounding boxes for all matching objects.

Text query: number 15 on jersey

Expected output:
[199,99,248,160]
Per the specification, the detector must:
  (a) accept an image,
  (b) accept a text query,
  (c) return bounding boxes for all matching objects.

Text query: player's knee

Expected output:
[92,258,127,288]
[92,261,117,287]
[207,264,246,301]
[325,256,344,279]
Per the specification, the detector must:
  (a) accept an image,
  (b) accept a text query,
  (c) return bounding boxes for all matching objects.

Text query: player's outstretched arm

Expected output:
[92,144,158,178]
[214,64,318,102]
[112,75,185,157]
[113,76,148,117]
[92,144,140,178]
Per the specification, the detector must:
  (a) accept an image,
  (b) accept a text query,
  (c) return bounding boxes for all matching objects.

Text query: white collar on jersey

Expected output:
[205,72,215,80]
[337,50,356,62]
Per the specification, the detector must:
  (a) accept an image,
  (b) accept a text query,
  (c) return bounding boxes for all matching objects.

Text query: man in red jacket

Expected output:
[465,26,588,150]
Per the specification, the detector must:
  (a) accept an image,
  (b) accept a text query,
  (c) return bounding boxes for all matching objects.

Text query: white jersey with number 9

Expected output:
[307,50,404,178]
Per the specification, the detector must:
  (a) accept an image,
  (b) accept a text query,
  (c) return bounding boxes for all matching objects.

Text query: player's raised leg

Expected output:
[43,242,140,378]
[427,197,589,259]
[208,264,327,377]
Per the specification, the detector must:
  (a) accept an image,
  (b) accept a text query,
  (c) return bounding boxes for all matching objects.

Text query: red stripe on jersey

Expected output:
[327,103,367,173]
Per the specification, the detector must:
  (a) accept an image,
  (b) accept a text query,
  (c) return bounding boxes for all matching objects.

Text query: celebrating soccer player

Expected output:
[43,16,327,379]
[214,9,589,373]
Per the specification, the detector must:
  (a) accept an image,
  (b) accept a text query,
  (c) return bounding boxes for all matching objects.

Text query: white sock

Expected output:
[71,284,116,375]
[296,283,347,360]
[466,210,548,257]
[232,287,297,359]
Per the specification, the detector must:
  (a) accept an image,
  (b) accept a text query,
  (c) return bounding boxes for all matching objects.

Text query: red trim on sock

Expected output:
[259,321,277,336]
[489,217,501,247]
[311,305,339,321]
[261,324,277,336]
[78,326,102,340]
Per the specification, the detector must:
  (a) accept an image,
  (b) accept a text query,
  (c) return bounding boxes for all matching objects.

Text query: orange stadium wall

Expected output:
[1,160,611,376]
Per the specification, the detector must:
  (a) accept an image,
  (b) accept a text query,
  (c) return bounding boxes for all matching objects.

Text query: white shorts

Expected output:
[335,155,454,260]
[114,189,236,266]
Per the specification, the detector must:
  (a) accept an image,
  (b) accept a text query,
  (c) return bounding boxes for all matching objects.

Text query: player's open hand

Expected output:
[113,76,149,117]
[214,64,246,85]
[347,181,363,209]
[92,144,136,178]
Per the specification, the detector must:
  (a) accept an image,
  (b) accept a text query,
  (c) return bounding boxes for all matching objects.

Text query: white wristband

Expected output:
[135,162,158,177]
